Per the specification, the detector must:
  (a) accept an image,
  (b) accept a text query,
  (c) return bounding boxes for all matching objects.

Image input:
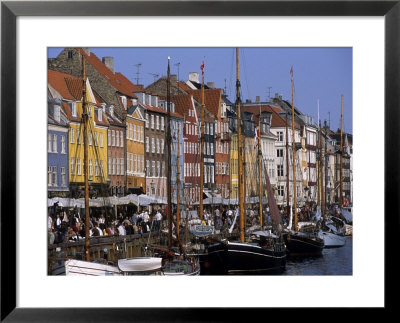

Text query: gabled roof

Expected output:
[186,88,222,118]
[76,48,137,99]
[48,70,82,101]
[170,94,194,118]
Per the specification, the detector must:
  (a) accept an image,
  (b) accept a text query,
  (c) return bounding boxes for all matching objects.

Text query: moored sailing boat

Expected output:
[283,66,324,257]
[200,48,286,275]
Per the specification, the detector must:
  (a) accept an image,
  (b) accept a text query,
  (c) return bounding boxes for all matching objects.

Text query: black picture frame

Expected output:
[1,0,397,321]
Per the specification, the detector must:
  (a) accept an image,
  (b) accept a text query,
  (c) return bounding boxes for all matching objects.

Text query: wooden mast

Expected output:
[258,105,263,227]
[319,120,325,219]
[199,60,205,221]
[176,127,181,239]
[285,112,290,221]
[82,56,90,262]
[290,66,298,232]
[324,120,328,211]
[167,56,172,248]
[339,94,344,208]
[236,48,245,243]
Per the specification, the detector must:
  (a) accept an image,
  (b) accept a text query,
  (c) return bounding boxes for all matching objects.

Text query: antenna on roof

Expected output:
[134,63,142,85]
[267,86,272,100]
[149,73,159,83]
[174,62,180,81]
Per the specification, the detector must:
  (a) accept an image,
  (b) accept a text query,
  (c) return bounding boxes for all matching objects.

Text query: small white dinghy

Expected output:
[118,257,163,275]
[52,259,120,276]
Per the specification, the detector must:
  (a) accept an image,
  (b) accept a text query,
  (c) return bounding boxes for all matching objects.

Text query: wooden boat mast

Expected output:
[176,127,181,239]
[82,57,90,261]
[236,48,245,243]
[319,120,326,219]
[285,112,290,221]
[199,60,205,221]
[258,105,263,227]
[339,95,344,208]
[324,120,328,212]
[167,56,172,248]
[290,66,298,232]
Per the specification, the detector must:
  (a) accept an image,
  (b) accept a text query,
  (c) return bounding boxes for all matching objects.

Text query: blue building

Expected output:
[170,106,185,206]
[48,96,69,197]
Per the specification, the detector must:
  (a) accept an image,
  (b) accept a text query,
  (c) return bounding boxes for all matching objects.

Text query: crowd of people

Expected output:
[47,207,165,245]
[48,203,302,245]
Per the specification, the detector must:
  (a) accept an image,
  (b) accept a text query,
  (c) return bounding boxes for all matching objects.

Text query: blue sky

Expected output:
[48,47,352,133]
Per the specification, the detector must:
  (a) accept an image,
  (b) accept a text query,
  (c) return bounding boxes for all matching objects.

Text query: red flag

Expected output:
[254,126,259,149]
[200,61,204,72]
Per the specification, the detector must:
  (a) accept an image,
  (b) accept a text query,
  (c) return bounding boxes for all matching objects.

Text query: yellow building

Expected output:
[230,134,238,199]
[125,105,146,194]
[48,70,109,198]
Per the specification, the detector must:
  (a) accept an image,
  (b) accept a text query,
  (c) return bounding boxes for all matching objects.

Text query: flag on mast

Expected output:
[200,60,205,73]
[254,126,259,149]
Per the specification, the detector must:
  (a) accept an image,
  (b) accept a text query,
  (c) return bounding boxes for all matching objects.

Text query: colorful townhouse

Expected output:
[48,69,109,198]
[47,95,70,198]
[171,94,200,205]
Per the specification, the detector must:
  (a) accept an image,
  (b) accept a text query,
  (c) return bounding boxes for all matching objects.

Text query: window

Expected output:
[151,138,155,153]
[95,160,99,176]
[68,50,73,59]
[108,130,111,146]
[70,102,77,117]
[112,158,116,175]
[100,160,104,177]
[161,116,164,131]
[277,131,284,142]
[61,167,66,186]
[120,158,124,176]
[278,185,284,197]
[152,161,156,177]
[141,155,144,173]
[156,115,159,130]
[210,143,214,155]
[48,166,52,186]
[116,158,120,175]
[94,132,98,146]
[89,159,93,176]
[157,138,160,154]
[116,131,119,147]
[277,165,284,177]
[112,130,115,146]
[146,160,150,176]
[145,113,149,128]
[52,135,57,153]
[77,158,81,175]
[99,133,103,147]
[70,128,75,144]
[157,161,160,177]
[146,137,149,152]
[151,115,154,129]
[134,154,137,172]
[140,126,143,142]
[210,124,213,135]
[277,149,283,157]
[120,131,123,147]
[70,158,75,175]
[48,134,52,152]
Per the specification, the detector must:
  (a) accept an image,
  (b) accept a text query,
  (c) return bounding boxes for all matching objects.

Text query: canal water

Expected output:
[283,236,353,275]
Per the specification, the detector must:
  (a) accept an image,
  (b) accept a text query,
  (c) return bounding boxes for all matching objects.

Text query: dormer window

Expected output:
[70,102,77,117]
[98,108,102,122]
[68,50,73,59]
[121,96,127,109]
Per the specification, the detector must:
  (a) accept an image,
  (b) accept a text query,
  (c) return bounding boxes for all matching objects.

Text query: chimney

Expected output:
[81,48,90,56]
[256,96,260,102]
[207,82,215,89]
[102,57,114,73]
[189,72,199,83]
[246,99,251,103]
[171,74,177,84]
